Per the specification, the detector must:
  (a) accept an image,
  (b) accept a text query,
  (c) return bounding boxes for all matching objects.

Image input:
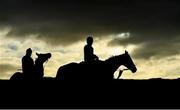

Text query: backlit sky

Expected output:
[0,0,180,79]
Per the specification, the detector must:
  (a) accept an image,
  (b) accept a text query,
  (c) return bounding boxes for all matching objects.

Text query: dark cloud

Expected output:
[0,0,180,46]
[133,40,180,59]
[1,0,180,59]
[109,33,180,59]
[7,43,18,51]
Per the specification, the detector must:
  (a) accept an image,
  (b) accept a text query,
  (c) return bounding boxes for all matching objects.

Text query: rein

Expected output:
[43,58,50,68]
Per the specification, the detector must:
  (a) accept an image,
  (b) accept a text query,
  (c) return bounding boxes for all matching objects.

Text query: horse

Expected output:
[10,53,51,80]
[56,50,137,81]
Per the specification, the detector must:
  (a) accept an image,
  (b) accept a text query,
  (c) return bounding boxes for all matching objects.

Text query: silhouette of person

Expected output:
[22,48,34,78]
[84,36,99,63]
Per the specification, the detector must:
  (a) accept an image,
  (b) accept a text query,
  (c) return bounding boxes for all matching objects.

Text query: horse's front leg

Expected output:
[117,70,123,79]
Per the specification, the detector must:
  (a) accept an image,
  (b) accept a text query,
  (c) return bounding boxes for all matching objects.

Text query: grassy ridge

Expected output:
[0,78,179,108]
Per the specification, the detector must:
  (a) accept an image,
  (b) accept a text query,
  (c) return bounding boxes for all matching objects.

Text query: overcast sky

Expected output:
[0,0,180,79]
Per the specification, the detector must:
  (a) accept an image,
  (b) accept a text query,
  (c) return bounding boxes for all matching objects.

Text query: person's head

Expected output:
[87,36,93,46]
[26,48,32,56]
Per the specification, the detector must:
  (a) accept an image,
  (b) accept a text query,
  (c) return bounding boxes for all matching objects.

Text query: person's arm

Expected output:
[92,47,98,59]
[31,58,34,65]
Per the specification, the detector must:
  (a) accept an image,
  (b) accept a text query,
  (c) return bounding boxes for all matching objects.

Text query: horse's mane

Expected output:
[105,55,119,62]
[105,53,126,64]
[105,55,116,61]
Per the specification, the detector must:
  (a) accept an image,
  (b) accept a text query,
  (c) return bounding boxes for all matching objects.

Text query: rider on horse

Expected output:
[22,48,34,78]
[84,36,99,63]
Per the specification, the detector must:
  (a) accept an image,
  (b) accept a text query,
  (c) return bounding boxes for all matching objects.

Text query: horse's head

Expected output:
[122,50,137,73]
[35,53,52,64]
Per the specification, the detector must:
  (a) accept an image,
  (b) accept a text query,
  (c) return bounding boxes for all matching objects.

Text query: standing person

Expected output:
[84,36,99,63]
[22,48,34,78]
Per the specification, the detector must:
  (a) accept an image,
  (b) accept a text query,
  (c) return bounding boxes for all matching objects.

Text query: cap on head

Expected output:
[87,36,93,45]
[26,48,32,54]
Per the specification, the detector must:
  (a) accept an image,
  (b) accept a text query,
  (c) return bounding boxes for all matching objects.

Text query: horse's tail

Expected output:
[56,67,65,80]
[10,72,24,80]
[55,62,78,80]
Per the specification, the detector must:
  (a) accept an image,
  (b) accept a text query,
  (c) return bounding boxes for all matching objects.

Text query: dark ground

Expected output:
[0,79,179,108]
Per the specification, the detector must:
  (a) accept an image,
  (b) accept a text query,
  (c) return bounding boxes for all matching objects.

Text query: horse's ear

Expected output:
[125,50,128,54]
[36,52,39,56]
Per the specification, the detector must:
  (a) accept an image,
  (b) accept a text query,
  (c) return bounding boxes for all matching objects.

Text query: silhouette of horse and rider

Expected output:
[10,48,51,80]
[10,36,137,80]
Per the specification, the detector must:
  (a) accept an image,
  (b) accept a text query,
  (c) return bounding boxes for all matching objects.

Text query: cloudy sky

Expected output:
[0,0,180,79]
